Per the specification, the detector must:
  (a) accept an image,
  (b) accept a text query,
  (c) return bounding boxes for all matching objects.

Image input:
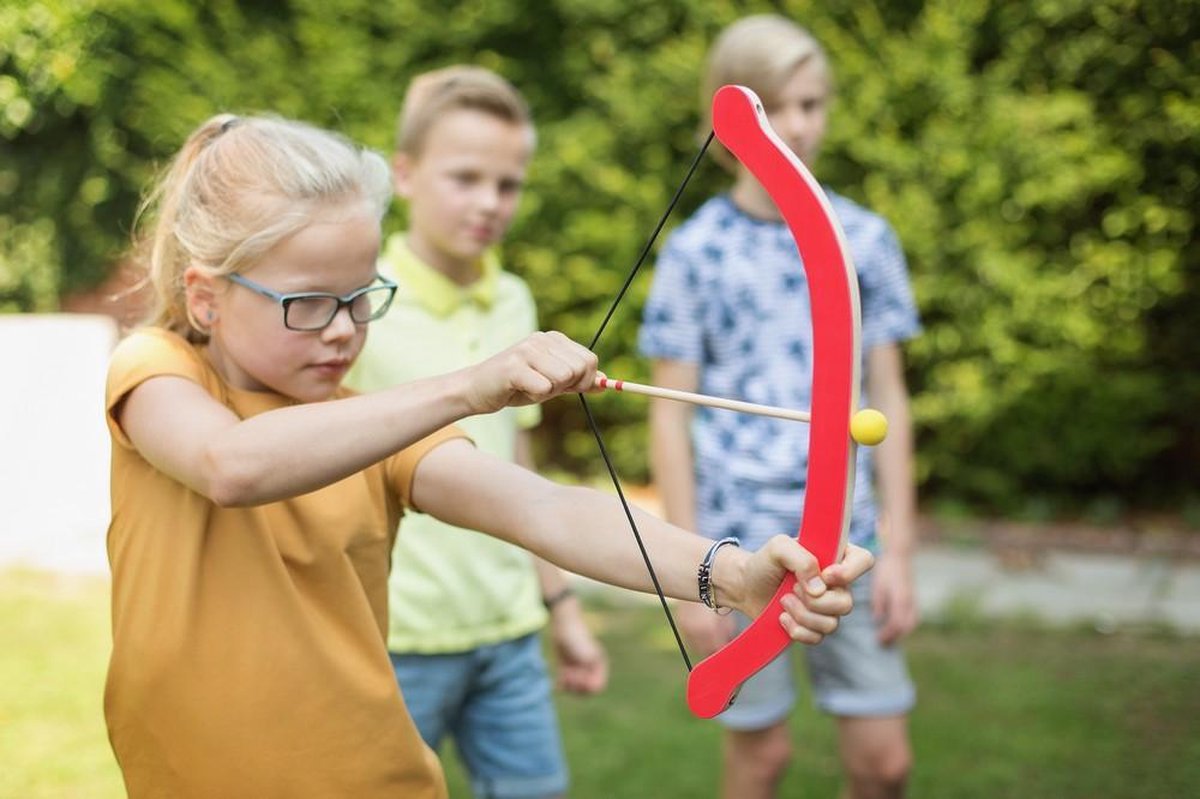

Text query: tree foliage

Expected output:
[3,0,1196,513]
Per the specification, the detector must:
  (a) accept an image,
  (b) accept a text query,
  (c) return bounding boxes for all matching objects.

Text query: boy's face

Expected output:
[394,108,533,276]
[762,59,829,168]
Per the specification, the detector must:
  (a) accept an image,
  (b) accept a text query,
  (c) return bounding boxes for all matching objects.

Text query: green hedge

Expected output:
[3,0,1196,514]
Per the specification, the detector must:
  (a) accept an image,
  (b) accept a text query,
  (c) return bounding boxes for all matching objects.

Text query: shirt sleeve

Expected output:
[637,231,707,363]
[385,426,472,511]
[105,329,212,449]
[858,219,921,351]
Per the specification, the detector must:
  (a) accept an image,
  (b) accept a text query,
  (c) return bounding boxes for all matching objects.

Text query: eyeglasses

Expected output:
[226,273,397,331]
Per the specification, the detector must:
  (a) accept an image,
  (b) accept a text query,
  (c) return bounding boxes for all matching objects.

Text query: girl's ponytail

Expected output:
[137,115,239,340]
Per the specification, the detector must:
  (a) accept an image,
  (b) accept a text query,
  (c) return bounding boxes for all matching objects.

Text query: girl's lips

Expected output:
[310,360,350,377]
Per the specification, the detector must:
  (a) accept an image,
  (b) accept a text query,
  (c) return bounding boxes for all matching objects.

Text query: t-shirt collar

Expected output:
[381,234,500,317]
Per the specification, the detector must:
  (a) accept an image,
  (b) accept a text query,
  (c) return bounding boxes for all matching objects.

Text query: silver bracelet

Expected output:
[698,536,740,612]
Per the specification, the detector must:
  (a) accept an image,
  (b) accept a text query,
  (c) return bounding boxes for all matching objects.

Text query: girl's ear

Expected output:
[391,151,414,199]
[184,265,220,329]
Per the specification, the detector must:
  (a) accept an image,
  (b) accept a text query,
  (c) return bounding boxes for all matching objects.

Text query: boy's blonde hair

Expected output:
[395,65,534,157]
[701,15,832,170]
[136,115,392,341]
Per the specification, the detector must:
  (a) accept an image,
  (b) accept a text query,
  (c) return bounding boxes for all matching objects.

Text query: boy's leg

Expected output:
[722,721,793,799]
[834,716,911,799]
[806,574,916,799]
[714,620,798,799]
[452,632,568,799]
[389,649,475,749]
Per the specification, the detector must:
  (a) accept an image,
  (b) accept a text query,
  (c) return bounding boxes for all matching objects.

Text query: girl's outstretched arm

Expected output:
[116,332,597,506]
[410,440,873,640]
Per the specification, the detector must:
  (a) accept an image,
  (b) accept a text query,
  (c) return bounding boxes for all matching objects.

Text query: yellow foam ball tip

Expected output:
[850,409,888,446]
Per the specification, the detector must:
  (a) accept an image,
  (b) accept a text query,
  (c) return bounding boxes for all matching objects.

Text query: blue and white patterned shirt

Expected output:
[638,192,920,551]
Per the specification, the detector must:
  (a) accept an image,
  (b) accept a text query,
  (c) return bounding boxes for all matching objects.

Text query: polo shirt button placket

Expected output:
[466,306,481,354]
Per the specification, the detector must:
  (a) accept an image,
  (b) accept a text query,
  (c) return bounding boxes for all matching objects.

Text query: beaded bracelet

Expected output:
[697,536,740,613]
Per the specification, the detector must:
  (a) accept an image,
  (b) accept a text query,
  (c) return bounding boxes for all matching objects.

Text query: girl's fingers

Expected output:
[496,333,594,405]
[821,544,875,587]
[778,611,825,645]
[797,585,854,617]
[781,593,841,634]
[779,584,852,644]
[520,332,597,397]
[510,368,554,403]
[764,536,822,593]
[778,596,840,644]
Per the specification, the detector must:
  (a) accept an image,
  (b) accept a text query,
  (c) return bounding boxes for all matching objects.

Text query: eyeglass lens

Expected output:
[283,286,394,330]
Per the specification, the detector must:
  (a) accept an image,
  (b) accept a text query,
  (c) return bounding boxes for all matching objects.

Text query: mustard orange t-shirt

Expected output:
[104,328,458,798]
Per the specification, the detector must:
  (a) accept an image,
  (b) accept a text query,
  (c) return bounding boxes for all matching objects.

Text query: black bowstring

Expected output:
[588,131,715,351]
[580,130,715,673]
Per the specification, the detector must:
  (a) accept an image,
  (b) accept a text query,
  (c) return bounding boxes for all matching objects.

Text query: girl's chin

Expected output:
[288,378,344,404]
[299,388,341,403]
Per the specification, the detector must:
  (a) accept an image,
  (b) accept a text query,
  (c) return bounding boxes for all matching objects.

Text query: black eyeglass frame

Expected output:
[226,272,397,331]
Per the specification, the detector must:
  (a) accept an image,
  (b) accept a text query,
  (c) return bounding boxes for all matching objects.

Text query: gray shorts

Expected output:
[716,572,917,731]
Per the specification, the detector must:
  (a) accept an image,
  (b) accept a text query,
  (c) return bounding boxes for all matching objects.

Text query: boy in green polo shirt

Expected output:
[347,66,607,799]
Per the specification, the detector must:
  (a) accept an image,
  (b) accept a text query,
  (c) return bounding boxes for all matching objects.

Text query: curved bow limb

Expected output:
[685,85,862,719]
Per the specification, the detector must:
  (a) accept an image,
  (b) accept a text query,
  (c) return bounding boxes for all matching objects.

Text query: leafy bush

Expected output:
[2,0,1195,512]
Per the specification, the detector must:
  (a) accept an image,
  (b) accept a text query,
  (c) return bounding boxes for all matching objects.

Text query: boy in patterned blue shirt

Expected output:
[639,15,921,799]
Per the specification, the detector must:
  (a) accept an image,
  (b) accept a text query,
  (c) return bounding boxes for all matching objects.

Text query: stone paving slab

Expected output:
[570,546,1200,636]
[915,548,1200,633]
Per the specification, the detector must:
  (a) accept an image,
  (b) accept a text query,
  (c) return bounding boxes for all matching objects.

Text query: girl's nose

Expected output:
[322,304,358,342]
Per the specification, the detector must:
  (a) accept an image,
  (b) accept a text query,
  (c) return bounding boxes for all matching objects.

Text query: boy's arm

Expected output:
[648,359,699,532]
[517,431,609,695]
[865,342,920,645]
[649,358,736,657]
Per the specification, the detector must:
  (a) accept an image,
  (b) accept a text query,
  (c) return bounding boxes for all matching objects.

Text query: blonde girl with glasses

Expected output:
[104,113,874,798]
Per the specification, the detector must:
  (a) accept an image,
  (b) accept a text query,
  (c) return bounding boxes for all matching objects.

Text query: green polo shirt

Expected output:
[347,234,546,653]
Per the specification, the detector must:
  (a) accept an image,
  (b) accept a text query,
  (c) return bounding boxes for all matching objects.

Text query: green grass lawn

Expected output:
[0,571,123,799]
[4,570,1198,798]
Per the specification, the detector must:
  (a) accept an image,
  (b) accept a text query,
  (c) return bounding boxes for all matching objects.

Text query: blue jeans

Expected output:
[390,633,568,799]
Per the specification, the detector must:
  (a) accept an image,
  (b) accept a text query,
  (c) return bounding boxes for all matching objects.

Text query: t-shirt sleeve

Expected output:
[105,329,210,449]
[858,220,921,350]
[637,232,706,363]
[385,425,471,511]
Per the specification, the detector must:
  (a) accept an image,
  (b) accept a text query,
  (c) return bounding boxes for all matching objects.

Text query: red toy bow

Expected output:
[580,84,862,720]
[684,85,861,718]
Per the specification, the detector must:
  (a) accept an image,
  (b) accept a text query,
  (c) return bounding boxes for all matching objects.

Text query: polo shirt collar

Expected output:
[382,234,500,317]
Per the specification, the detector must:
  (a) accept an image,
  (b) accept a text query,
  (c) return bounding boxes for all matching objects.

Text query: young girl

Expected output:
[104,113,874,798]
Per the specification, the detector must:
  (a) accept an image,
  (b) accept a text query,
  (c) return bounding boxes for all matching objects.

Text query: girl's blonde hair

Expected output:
[395,65,534,157]
[136,115,392,341]
[701,15,832,171]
